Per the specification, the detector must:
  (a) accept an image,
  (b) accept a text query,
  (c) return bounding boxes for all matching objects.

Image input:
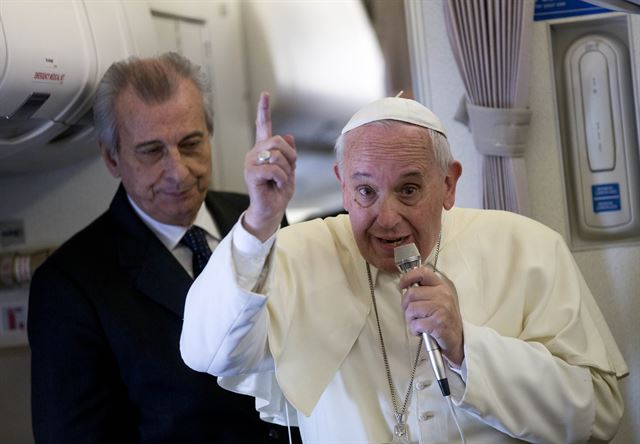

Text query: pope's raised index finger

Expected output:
[255,92,272,143]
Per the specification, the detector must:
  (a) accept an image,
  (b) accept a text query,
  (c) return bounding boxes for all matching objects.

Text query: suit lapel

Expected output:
[109,185,192,317]
[134,244,192,317]
[109,187,247,317]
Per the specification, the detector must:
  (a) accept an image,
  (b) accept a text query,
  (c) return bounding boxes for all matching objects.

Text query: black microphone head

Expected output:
[394,243,421,273]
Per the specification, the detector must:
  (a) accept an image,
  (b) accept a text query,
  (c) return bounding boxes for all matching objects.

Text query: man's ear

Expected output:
[443,161,462,210]
[100,143,120,178]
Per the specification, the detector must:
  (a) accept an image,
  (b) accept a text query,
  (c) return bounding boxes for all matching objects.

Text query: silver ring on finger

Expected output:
[257,150,272,164]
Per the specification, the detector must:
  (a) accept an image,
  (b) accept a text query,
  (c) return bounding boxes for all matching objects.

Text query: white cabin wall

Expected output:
[410,2,639,442]
[527,20,639,444]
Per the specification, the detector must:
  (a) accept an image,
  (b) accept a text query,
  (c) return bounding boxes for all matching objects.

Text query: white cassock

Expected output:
[181,207,628,444]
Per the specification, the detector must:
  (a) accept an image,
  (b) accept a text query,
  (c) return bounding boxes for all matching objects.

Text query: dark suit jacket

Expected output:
[28,185,298,444]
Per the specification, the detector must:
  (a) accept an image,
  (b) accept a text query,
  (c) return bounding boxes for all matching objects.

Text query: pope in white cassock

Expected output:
[180,93,628,444]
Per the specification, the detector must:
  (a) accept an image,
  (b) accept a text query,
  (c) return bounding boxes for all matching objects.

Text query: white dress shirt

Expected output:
[128,196,220,278]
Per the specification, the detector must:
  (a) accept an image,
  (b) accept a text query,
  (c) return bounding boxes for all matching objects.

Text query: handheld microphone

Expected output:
[394,243,450,397]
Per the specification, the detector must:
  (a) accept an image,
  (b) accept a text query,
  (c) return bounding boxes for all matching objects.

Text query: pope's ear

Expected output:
[333,162,342,182]
[100,143,120,178]
[443,161,462,210]
[334,162,351,211]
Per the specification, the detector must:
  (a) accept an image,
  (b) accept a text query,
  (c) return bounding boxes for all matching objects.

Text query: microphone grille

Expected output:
[394,243,420,268]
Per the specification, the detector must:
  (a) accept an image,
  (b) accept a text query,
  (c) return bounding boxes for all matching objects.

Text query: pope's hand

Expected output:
[399,267,465,366]
[243,92,297,242]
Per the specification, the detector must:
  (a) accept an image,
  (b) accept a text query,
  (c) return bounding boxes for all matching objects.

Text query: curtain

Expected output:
[443,0,534,214]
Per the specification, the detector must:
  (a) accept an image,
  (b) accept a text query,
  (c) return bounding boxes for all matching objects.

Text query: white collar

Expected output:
[127,195,220,251]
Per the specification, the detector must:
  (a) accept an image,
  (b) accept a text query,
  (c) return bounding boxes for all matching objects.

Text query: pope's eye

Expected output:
[401,185,418,196]
[139,145,163,155]
[357,186,374,198]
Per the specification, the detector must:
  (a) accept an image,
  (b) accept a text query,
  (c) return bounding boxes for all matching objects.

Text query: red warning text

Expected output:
[33,71,65,83]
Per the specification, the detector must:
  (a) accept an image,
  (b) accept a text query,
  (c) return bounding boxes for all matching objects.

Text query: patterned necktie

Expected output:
[180,226,212,278]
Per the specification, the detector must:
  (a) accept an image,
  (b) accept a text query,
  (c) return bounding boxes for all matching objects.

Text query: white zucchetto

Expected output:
[341,97,447,137]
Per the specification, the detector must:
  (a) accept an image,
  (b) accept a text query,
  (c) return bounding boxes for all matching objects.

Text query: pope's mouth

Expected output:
[378,236,409,247]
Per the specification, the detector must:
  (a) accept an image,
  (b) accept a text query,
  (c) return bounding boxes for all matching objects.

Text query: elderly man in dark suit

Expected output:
[28,52,297,444]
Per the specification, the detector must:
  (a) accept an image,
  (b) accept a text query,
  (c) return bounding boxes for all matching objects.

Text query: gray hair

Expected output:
[334,120,453,174]
[93,52,213,157]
